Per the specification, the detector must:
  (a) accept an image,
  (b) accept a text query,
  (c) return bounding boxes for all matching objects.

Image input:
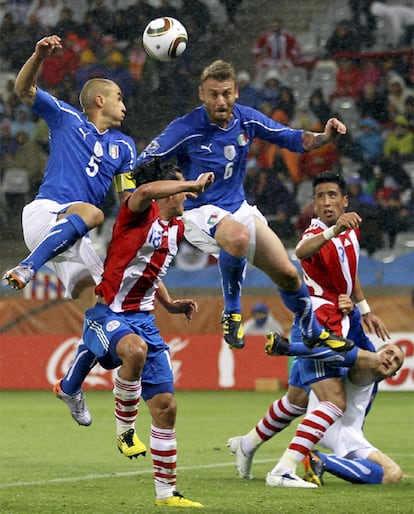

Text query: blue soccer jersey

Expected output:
[137,103,304,212]
[33,88,136,206]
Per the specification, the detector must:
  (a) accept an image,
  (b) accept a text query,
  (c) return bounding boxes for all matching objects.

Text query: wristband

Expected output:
[356,299,371,315]
[322,226,336,241]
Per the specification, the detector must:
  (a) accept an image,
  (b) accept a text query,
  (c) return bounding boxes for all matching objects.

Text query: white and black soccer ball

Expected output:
[142,17,188,62]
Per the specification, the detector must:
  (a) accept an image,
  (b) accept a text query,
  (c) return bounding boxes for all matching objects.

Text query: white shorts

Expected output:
[181,201,267,262]
[319,421,378,460]
[22,199,103,298]
[308,381,379,460]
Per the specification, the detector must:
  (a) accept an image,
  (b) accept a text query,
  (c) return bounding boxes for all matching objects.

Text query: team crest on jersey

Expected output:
[94,141,103,157]
[224,145,236,160]
[145,139,160,155]
[207,214,218,226]
[106,320,121,332]
[109,144,119,159]
[237,132,249,146]
[149,225,163,249]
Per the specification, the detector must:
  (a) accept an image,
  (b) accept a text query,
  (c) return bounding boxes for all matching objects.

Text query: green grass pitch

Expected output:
[0,390,413,513]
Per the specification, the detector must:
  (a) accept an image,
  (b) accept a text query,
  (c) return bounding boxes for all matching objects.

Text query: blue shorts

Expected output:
[288,304,376,388]
[83,303,174,401]
[289,317,346,388]
[288,357,343,389]
[288,359,310,392]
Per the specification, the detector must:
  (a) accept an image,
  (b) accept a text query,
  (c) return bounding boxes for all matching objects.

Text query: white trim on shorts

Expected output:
[181,201,267,262]
[22,199,103,298]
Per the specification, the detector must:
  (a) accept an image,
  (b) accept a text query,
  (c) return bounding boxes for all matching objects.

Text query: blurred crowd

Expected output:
[1,0,414,257]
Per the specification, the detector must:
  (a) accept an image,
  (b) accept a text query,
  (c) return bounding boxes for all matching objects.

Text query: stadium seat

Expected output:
[284,66,309,87]
[330,97,361,134]
[1,168,30,196]
[1,168,30,229]
[296,31,319,56]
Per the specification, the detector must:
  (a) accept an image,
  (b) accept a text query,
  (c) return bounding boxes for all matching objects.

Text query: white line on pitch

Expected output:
[2,459,272,488]
[1,454,412,489]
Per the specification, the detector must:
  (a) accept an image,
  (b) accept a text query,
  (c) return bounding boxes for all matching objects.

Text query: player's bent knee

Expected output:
[148,393,177,428]
[118,335,148,366]
[276,266,301,290]
[90,206,105,228]
[226,229,250,256]
[216,218,250,255]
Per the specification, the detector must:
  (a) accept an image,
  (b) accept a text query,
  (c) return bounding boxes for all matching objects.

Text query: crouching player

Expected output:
[82,159,213,507]
[236,306,404,487]
[302,339,404,486]
[267,321,405,486]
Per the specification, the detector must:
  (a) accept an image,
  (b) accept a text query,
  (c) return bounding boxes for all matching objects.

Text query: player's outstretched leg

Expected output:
[53,379,92,426]
[154,491,203,508]
[53,342,98,426]
[114,373,147,459]
[303,451,325,486]
[303,328,354,353]
[266,471,318,488]
[151,424,203,507]
[2,265,34,290]
[218,249,246,349]
[3,214,90,289]
[227,436,254,479]
[265,332,359,367]
[221,311,245,349]
[279,284,354,352]
[264,332,290,355]
[310,450,385,484]
[117,428,147,459]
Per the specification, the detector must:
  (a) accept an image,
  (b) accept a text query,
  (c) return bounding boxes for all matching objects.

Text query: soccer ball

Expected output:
[142,17,188,62]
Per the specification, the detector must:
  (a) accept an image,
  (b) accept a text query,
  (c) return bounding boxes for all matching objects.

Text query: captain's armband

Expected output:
[114,172,135,193]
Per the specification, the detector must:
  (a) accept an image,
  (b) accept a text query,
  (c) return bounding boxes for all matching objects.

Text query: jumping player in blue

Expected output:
[2,35,137,426]
[137,59,353,352]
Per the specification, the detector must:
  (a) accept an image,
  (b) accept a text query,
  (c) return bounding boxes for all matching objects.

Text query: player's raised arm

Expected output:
[296,212,362,260]
[301,117,347,151]
[128,168,214,213]
[14,35,62,104]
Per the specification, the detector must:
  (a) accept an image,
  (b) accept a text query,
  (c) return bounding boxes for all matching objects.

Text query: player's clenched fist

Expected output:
[35,35,62,57]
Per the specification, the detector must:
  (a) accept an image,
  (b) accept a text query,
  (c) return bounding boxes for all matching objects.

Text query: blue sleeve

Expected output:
[117,135,137,174]
[238,105,305,153]
[348,307,376,352]
[137,117,192,165]
[32,88,74,129]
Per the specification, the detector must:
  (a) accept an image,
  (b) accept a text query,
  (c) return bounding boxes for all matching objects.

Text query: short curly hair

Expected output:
[200,59,236,84]
[130,158,180,188]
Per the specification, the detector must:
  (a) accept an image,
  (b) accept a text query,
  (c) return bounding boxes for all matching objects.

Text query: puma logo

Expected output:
[79,128,90,140]
[200,143,212,153]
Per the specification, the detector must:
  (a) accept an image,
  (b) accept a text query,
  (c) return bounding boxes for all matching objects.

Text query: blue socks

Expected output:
[316,451,384,484]
[60,342,97,395]
[218,249,247,313]
[20,214,89,273]
[279,283,322,339]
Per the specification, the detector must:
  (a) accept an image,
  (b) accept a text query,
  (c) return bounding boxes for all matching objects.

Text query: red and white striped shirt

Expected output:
[96,199,184,312]
[300,218,360,336]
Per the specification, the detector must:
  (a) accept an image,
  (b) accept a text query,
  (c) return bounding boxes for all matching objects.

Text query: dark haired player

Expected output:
[82,159,213,507]
[137,59,352,355]
[228,171,389,487]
